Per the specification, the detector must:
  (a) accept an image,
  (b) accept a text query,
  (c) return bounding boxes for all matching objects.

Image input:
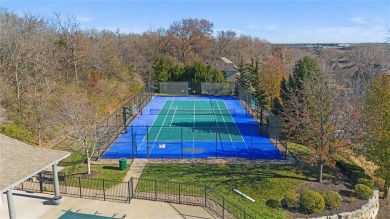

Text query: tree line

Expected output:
[0,9,389,198]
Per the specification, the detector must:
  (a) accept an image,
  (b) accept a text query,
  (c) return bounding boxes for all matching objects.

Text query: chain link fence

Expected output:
[235,83,287,158]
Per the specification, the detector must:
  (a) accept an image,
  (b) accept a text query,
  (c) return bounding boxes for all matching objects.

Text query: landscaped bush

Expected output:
[300,190,325,213]
[334,155,372,186]
[357,177,374,188]
[322,190,342,209]
[282,192,300,209]
[354,184,373,200]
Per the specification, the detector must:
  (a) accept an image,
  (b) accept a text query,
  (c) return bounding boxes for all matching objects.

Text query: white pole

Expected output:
[233,188,255,202]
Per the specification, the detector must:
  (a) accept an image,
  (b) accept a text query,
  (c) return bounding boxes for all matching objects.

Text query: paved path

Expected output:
[2,159,215,219]
[1,190,215,219]
[42,196,215,219]
[124,159,148,181]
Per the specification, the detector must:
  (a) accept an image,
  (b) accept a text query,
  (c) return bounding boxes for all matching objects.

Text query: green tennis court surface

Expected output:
[148,100,243,142]
[58,211,117,219]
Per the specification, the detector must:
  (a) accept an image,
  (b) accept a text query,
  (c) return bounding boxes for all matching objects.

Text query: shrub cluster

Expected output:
[354,184,374,200]
[300,190,325,213]
[282,192,300,209]
[282,190,345,214]
[322,191,343,209]
[334,155,373,187]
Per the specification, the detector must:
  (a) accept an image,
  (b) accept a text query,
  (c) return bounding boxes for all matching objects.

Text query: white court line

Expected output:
[218,100,247,149]
[143,99,175,154]
[136,99,169,151]
[216,100,233,142]
[154,100,175,141]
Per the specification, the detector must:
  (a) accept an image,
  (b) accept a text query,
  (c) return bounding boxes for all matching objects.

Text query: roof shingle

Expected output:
[0,134,70,192]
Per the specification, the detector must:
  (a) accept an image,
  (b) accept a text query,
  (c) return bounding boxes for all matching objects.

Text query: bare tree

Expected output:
[167,18,213,64]
[212,30,236,60]
[51,13,85,83]
[349,45,387,97]
[59,91,109,174]
[283,71,356,182]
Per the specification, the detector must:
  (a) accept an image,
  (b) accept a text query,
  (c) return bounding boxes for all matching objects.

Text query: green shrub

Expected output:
[282,192,300,209]
[355,184,373,200]
[357,178,374,188]
[346,196,357,203]
[322,191,342,209]
[334,155,372,186]
[0,123,34,143]
[300,190,325,213]
[266,199,281,209]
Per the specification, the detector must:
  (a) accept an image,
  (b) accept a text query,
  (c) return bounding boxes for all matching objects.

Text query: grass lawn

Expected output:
[139,163,312,219]
[60,163,128,189]
[58,149,129,189]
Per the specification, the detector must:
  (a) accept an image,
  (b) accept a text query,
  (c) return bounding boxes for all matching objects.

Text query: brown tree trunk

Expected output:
[317,160,323,183]
[384,179,389,203]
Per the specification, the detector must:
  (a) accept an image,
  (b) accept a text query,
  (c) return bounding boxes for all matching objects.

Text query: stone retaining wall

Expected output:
[301,189,379,219]
[91,158,133,165]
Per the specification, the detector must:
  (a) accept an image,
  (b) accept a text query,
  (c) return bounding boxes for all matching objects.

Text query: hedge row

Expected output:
[334,155,373,187]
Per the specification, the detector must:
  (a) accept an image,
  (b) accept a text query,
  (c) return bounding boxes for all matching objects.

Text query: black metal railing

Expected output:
[15,175,255,219]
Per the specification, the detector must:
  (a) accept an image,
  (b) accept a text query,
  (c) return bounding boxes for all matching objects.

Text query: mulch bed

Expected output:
[287,177,368,218]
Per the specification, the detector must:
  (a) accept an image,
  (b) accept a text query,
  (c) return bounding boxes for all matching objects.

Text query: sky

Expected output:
[1,0,389,43]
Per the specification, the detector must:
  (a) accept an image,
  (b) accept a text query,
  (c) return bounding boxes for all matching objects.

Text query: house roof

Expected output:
[211,57,237,73]
[0,134,70,192]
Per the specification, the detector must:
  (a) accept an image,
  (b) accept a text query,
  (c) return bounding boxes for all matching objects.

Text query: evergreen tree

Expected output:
[153,54,175,83]
[236,61,250,89]
[363,73,390,201]
[271,96,283,116]
[277,56,321,114]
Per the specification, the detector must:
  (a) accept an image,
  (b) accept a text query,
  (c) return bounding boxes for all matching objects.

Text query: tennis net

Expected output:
[149,108,236,116]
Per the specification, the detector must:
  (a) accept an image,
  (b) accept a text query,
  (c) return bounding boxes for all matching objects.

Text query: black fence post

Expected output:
[130,177,134,198]
[128,180,131,203]
[79,177,82,198]
[285,141,288,160]
[39,172,43,193]
[146,125,149,158]
[251,126,253,160]
[154,179,157,200]
[204,184,207,207]
[215,131,218,159]
[260,108,263,126]
[222,197,225,219]
[178,181,181,204]
[122,107,127,133]
[181,127,183,159]
[103,180,106,201]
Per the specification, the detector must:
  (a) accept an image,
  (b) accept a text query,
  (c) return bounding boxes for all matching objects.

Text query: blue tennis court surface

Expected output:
[103,96,283,159]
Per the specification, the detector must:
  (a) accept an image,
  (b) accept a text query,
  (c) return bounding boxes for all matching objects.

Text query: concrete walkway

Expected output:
[124,159,148,181]
[42,196,215,219]
[1,190,215,219]
[1,160,215,219]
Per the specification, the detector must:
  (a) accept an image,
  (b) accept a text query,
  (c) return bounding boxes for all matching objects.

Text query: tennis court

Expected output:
[148,99,242,142]
[104,96,282,159]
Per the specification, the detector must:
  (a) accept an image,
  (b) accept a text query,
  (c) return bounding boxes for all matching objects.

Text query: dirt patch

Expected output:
[378,197,390,219]
[78,170,98,179]
[287,178,368,218]
[0,106,6,125]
